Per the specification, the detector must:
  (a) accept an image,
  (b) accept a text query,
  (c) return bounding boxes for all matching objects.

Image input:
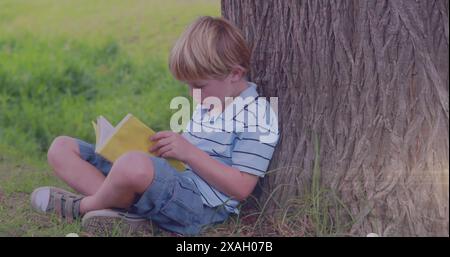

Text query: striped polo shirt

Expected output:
[181,82,279,214]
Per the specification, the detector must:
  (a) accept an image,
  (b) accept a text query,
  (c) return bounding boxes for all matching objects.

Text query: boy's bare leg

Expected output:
[79,152,154,214]
[47,136,106,196]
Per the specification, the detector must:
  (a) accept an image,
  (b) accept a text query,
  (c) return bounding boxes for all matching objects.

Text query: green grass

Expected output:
[0,0,352,237]
[0,0,220,157]
[0,153,352,237]
[0,0,220,237]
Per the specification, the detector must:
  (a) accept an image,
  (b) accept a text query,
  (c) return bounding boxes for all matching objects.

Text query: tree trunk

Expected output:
[222,0,449,236]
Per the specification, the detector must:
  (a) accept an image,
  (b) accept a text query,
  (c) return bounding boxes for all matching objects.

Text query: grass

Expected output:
[0,0,219,158]
[0,152,352,237]
[0,0,352,237]
[0,0,219,237]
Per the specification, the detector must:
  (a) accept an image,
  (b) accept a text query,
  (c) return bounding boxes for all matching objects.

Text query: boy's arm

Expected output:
[149,131,259,201]
[184,146,259,201]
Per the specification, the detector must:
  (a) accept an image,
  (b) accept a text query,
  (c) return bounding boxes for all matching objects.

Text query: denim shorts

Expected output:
[76,139,229,235]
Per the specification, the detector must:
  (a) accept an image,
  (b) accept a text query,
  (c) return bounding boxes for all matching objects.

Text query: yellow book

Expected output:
[92,113,186,172]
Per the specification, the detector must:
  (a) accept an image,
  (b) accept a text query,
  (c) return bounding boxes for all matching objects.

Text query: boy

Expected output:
[30,16,279,236]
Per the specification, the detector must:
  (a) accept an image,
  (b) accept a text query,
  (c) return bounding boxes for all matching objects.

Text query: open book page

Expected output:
[93,113,185,171]
[95,116,116,151]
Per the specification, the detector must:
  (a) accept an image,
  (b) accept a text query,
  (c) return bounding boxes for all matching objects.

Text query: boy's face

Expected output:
[184,68,247,110]
[185,76,234,105]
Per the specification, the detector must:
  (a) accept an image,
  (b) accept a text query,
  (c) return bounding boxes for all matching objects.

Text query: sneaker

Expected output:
[81,209,153,236]
[30,186,83,223]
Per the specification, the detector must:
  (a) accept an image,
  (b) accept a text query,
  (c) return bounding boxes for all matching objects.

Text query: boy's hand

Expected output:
[148,131,196,163]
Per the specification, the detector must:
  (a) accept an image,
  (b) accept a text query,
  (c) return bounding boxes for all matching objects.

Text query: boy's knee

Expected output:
[47,136,78,168]
[114,152,154,189]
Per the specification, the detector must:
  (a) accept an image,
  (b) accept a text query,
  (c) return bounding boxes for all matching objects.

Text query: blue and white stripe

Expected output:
[181,82,279,214]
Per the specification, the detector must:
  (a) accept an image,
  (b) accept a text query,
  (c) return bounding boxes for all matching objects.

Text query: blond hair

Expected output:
[169,16,251,81]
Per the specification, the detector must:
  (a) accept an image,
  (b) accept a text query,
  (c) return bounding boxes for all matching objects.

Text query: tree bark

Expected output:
[222,0,449,236]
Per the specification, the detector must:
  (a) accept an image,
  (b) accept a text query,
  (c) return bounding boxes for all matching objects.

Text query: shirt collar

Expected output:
[207,82,259,122]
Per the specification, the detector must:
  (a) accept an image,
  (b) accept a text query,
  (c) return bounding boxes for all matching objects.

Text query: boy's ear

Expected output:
[229,65,246,83]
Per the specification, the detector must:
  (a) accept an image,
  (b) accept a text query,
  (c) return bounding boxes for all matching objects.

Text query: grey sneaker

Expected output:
[81,209,153,236]
[30,186,83,223]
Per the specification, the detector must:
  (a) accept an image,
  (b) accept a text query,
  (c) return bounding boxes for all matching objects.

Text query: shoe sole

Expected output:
[82,209,153,236]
